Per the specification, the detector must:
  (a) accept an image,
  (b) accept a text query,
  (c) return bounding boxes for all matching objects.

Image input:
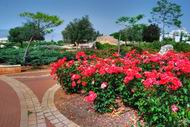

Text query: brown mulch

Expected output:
[54,89,144,127]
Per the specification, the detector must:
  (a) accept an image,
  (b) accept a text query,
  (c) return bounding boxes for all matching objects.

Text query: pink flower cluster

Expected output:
[84,91,97,103]
[143,70,182,90]
[51,50,190,103]
[50,57,67,76]
[171,104,179,112]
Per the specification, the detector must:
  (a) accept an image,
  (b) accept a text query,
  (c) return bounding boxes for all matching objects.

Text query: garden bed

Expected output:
[51,50,190,126]
[54,88,142,127]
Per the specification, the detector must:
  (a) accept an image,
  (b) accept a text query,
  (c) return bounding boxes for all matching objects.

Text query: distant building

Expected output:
[0,37,8,43]
[96,35,118,45]
[160,28,190,42]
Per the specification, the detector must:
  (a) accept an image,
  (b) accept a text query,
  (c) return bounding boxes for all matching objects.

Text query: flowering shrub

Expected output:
[51,50,190,126]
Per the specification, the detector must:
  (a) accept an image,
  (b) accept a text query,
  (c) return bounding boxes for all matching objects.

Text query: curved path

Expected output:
[0,80,20,127]
[0,70,79,127]
[42,84,79,127]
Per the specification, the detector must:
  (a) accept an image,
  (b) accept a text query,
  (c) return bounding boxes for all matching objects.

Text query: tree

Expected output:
[8,27,24,46]
[8,23,44,46]
[143,24,160,42]
[20,12,63,36]
[16,12,63,64]
[62,16,98,44]
[116,14,144,28]
[115,14,144,53]
[116,14,144,41]
[9,12,63,46]
[111,24,146,42]
[110,31,127,41]
[125,24,147,42]
[150,0,183,39]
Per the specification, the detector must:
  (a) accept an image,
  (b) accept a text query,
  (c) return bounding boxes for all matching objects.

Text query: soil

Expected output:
[54,88,143,127]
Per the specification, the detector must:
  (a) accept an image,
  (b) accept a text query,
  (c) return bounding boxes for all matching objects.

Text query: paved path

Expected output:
[0,69,79,127]
[0,80,20,127]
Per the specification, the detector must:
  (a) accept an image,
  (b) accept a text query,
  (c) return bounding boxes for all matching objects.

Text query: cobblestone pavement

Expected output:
[0,70,79,127]
[42,84,79,127]
[0,80,20,127]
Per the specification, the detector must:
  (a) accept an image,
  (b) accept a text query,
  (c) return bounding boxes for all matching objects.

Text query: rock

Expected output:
[186,41,190,44]
[0,45,5,48]
[13,46,19,49]
[79,42,96,49]
[159,44,173,55]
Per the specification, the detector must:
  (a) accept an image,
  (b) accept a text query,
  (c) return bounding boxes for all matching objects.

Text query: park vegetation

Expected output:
[1,1,190,126]
[51,51,190,126]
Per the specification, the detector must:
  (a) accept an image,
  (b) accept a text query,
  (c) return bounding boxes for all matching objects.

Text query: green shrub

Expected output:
[133,41,190,53]
[0,46,75,66]
[96,42,117,50]
[2,40,190,67]
[0,48,24,64]
[56,40,64,45]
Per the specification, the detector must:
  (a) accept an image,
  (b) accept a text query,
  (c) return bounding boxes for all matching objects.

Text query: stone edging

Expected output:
[42,84,80,127]
[8,69,50,75]
[0,64,21,67]
[10,74,50,79]
[0,75,46,127]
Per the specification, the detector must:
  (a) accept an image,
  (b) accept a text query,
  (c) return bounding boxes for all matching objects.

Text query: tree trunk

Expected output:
[20,42,23,48]
[180,32,183,42]
[162,23,165,40]
[118,32,121,54]
[23,37,33,65]
[75,42,79,51]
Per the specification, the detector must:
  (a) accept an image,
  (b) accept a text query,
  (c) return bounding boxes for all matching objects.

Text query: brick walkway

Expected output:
[42,84,79,127]
[0,69,79,127]
[0,80,20,127]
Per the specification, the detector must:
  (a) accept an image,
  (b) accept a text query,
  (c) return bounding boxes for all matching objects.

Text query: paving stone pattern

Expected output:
[0,70,79,127]
[42,84,79,127]
[0,75,46,127]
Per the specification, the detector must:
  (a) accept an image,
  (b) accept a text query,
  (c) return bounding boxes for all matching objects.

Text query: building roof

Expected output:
[0,37,8,41]
[96,35,118,45]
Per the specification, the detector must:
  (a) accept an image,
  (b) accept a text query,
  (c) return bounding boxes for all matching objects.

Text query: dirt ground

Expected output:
[54,88,143,127]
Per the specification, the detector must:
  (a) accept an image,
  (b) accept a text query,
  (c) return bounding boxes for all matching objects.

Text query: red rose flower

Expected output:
[71,74,81,81]
[84,91,97,103]
[82,81,87,86]
[71,81,76,88]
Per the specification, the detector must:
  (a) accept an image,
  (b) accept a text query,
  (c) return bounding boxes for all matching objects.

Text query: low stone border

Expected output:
[0,65,21,75]
[10,74,50,79]
[0,65,21,67]
[0,76,46,127]
[9,69,50,76]
[42,84,79,127]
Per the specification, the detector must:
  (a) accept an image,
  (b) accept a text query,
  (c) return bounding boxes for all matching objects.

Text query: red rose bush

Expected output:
[51,50,190,126]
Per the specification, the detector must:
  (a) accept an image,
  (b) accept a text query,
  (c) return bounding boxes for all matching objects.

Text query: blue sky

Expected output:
[0,0,189,40]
